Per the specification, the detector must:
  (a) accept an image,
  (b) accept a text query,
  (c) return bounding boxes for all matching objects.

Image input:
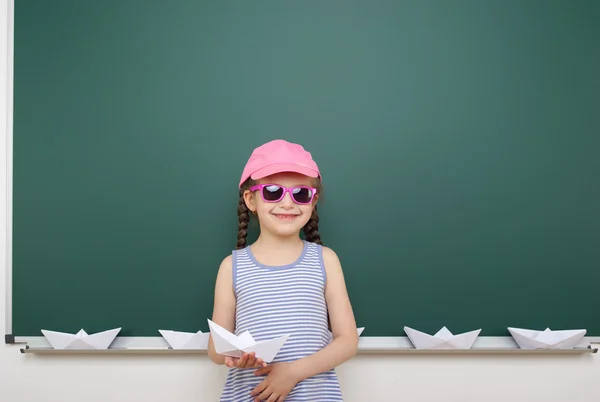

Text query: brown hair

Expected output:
[303,205,322,245]
[236,178,323,249]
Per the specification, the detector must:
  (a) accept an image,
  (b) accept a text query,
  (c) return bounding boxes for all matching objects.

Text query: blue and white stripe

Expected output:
[219,241,344,401]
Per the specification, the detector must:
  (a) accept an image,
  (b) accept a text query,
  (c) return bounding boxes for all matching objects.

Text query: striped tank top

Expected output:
[219,240,344,402]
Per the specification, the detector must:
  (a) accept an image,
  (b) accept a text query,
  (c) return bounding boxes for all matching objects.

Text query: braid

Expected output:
[303,205,322,245]
[236,189,250,249]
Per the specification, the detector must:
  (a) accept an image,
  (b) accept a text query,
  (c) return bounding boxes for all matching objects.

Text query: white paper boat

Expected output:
[508,327,586,349]
[158,329,210,350]
[404,326,481,349]
[41,328,121,349]
[207,319,289,363]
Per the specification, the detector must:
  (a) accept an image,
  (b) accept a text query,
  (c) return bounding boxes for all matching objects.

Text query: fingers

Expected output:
[236,353,249,368]
[257,388,274,402]
[252,390,285,402]
[250,379,268,398]
[246,352,256,368]
[247,352,267,368]
[253,364,273,376]
[226,353,266,370]
[224,357,234,368]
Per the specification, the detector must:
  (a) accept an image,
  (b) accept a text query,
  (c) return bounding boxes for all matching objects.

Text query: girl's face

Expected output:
[243,172,318,239]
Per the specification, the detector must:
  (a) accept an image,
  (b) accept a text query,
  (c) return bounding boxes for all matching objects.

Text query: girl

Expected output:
[208,139,359,402]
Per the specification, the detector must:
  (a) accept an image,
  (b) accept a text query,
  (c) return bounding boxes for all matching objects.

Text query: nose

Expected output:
[279,191,295,209]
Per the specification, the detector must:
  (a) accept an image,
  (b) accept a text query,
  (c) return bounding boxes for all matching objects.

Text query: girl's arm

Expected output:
[207,255,236,366]
[208,255,267,368]
[289,246,359,379]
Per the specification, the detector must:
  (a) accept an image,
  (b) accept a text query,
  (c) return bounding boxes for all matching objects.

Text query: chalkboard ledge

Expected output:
[18,345,598,355]
[12,336,600,355]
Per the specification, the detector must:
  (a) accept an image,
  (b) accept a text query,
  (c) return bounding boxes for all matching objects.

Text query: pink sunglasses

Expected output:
[250,184,317,205]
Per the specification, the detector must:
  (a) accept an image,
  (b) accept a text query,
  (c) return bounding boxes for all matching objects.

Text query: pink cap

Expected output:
[239,139,320,188]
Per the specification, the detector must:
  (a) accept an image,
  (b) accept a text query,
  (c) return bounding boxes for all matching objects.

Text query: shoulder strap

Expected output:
[232,249,239,296]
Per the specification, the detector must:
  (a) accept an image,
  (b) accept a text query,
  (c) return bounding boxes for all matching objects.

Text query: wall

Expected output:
[1,1,598,401]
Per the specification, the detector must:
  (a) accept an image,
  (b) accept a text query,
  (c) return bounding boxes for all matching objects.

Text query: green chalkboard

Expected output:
[12,0,600,337]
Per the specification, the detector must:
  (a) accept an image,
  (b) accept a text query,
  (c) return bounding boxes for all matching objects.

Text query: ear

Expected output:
[243,189,256,213]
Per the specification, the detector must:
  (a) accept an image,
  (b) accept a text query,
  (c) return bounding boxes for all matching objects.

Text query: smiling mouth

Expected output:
[272,214,299,221]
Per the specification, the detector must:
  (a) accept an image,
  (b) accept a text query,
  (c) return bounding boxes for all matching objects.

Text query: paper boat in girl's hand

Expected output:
[508,327,586,349]
[158,329,210,350]
[41,328,121,349]
[207,319,289,363]
[404,326,481,349]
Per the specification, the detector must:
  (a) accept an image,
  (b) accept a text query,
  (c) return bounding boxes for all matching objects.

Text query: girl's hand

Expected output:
[224,352,267,369]
[250,362,301,402]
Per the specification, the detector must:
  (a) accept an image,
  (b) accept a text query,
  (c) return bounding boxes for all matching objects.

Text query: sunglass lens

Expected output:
[292,187,313,203]
[262,185,284,201]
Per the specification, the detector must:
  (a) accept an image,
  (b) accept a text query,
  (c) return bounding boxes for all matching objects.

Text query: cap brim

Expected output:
[250,163,319,181]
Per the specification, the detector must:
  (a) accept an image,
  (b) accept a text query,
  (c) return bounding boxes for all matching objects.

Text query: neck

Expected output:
[253,230,303,251]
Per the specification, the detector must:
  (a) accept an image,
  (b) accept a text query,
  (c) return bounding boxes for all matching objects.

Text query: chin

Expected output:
[270,225,306,237]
